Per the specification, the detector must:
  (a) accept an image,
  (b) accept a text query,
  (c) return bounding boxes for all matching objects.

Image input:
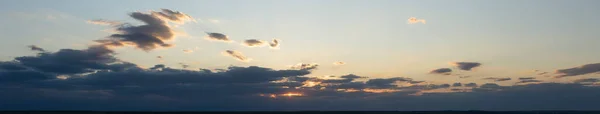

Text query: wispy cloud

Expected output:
[27,45,45,52]
[430,68,452,75]
[483,77,512,82]
[555,63,600,78]
[333,61,345,66]
[222,50,251,62]
[269,39,280,49]
[407,17,426,24]
[87,19,121,26]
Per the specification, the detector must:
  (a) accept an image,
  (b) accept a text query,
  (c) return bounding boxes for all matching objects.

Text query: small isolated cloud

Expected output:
[179,63,190,68]
[205,32,231,42]
[222,50,251,62]
[538,72,548,75]
[87,19,121,26]
[27,45,45,52]
[555,63,600,77]
[483,77,512,82]
[183,49,194,53]
[157,56,163,59]
[430,68,452,75]
[291,63,319,70]
[333,61,345,66]
[450,62,482,71]
[269,39,280,49]
[242,39,266,47]
[407,17,426,24]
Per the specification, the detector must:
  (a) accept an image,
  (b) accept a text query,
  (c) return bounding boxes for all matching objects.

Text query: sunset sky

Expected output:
[1,0,600,111]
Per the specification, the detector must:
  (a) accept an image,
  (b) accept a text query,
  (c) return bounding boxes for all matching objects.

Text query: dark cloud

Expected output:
[573,78,599,84]
[452,83,462,87]
[517,79,542,84]
[450,62,482,71]
[14,45,139,74]
[222,50,251,62]
[464,83,478,87]
[93,9,193,51]
[555,63,600,77]
[365,77,413,89]
[205,32,231,42]
[269,39,280,49]
[483,77,512,82]
[242,39,266,47]
[430,68,451,75]
[28,45,45,52]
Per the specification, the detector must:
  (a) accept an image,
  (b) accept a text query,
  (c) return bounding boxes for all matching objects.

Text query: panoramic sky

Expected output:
[1,0,600,111]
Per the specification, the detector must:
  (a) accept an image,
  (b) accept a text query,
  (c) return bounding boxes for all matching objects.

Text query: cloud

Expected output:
[407,17,426,24]
[555,63,600,77]
[430,68,452,75]
[178,63,190,68]
[452,83,462,87]
[93,9,194,51]
[333,61,345,66]
[14,45,139,74]
[290,63,319,70]
[517,79,542,84]
[459,76,472,78]
[450,62,482,71]
[205,32,231,42]
[537,72,548,75]
[242,39,266,47]
[573,78,599,84]
[157,56,163,59]
[269,39,280,49]
[87,19,121,26]
[464,83,478,87]
[28,45,45,52]
[518,77,536,80]
[183,49,194,53]
[483,77,512,82]
[222,50,251,62]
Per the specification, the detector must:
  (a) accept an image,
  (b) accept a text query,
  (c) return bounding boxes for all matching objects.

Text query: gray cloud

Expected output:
[290,63,319,70]
[518,77,536,80]
[483,77,512,82]
[450,62,482,71]
[93,9,193,51]
[222,50,251,62]
[555,63,600,77]
[28,45,45,52]
[573,78,599,84]
[452,83,462,87]
[205,32,231,42]
[430,68,452,75]
[14,45,139,74]
[464,83,478,87]
[242,39,266,47]
[269,39,280,49]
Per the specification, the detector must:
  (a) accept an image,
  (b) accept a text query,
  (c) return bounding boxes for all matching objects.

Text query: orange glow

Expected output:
[281,92,303,97]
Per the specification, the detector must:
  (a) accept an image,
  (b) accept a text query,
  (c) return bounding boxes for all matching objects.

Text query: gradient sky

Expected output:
[1,0,600,111]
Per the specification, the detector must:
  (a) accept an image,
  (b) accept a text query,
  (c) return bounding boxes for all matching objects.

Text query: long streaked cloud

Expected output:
[407,17,426,24]
[222,50,251,62]
[450,62,482,71]
[91,9,194,51]
[87,19,121,26]
[483,77,512,82]
[555,63,600,77]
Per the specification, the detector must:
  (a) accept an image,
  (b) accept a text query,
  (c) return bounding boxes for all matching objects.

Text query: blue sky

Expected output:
[1,0,600,110]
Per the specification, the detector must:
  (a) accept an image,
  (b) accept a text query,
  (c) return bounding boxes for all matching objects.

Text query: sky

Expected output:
[1,0,600,111]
